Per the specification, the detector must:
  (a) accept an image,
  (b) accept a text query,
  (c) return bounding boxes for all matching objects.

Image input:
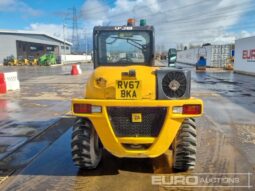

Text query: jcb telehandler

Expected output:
[71,19,203,171]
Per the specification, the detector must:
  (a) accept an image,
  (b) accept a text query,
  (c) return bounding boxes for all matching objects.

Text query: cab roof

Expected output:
[93,25,154,32]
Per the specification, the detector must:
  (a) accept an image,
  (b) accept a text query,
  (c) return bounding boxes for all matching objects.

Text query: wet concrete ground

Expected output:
[0,64,92,170]
[0,63,255,190]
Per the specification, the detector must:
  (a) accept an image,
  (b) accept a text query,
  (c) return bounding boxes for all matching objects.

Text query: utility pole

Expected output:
[84,29,88,54]
[63,24,66,55]
[72,7,79,53]
[63,23,66,63]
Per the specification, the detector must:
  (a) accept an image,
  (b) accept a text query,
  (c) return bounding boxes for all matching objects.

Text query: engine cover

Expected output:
[156,69,191,99]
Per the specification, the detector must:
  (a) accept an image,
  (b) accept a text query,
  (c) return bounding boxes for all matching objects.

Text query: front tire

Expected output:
[173,118,197,171]
[71,118,102,169]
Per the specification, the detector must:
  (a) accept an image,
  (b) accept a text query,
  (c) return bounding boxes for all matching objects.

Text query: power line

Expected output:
[108,1,254,26]
[73,0,254,34]
[156,3,255,26]
[79,0,208,20]
[67,0,254,30]
[74,0,255,45]
[99,2,255,35]
[83,0,250,24]
[153,5,255,33]
[157,23,255,35]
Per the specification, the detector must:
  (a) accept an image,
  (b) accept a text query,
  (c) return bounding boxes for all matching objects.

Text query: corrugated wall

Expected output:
[0,35,17,64]
[177,45,233,68]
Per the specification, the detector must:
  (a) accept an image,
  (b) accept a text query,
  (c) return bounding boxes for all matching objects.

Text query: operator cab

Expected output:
[93,19,155,68]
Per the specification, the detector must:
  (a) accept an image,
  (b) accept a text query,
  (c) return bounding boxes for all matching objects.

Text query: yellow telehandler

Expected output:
[71,19,203,171]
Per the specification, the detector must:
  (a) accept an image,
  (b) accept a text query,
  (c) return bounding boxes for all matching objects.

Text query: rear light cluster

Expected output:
[173,104,201,115]
[73,104,201,115]
[73,104,102,114]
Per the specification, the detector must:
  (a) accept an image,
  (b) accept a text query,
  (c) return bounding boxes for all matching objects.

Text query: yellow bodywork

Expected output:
[85,66,157,99]
[8,59,18,66]
[72,65,203,158]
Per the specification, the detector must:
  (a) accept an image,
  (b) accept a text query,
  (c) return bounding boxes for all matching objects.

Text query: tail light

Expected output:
[183,105,201,115]
[73,104,101,114]
[173,105,201,115]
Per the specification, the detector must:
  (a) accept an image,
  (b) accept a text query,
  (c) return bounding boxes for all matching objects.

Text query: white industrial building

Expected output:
[0,30,72,65]
[234,36,255,75]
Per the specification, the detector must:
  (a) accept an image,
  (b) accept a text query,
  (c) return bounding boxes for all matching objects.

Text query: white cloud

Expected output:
[79,0,253,49]
[238,30,255,39]
[0,0,15,6]
[21,0,253,52]
[81,0,108,21]
[0,0,42,16]
[26,23,72,41]
[26,23,89,45]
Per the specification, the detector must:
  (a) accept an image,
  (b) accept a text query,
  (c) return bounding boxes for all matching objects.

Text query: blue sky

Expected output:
[0,0,85,29]
[0,0,254,47]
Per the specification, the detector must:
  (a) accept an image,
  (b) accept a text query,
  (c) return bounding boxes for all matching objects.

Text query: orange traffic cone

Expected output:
[71,64,79,75]
[71,64,82,75]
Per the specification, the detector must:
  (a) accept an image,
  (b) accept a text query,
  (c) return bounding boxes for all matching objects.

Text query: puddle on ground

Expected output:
[0,100,21,113]
[195,80,218,85]
[8,141,49,167]
[219,80,241,85]
[0,126,36,136]
[0,137,27,160]
[228,90,240,93]
[0,146,7,153]
[241,93,252,97]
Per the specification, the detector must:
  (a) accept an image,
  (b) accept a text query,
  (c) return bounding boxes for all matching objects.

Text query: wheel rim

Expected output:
[93,130,101,156]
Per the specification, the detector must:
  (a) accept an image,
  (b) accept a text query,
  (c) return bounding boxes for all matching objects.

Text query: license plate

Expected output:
[116,80,141,99]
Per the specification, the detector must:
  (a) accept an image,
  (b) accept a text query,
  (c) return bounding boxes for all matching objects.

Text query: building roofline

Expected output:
[235,35,255,42]
[0,29,72,45]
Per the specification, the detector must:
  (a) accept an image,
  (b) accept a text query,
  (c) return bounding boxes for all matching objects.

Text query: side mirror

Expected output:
[168,48,177,64]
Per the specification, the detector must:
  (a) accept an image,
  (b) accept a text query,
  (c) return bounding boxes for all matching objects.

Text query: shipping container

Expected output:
[234,36,255,75]
[177,44,234,68]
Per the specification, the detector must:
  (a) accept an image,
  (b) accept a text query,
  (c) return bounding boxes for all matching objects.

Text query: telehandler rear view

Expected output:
[71,19,203,171]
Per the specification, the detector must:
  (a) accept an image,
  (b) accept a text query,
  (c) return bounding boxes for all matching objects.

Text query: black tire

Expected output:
[173,118,197,171]
[71,118,102,169]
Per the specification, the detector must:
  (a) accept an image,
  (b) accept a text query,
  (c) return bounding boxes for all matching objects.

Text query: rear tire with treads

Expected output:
[71,118,102,169]
[173,118,197,171]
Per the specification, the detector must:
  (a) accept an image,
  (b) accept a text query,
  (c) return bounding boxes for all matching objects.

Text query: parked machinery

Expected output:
[196,46,207,71]
[224,49,234,70]
[39,53,57,66]
[3,55,18,66]
[155,53,161,60]
[224,57,234,70]
[28,56,38,66]
[71,19,203,171]
[17,56,29,66]
[160,53,167,60]
[17,56,23,65]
